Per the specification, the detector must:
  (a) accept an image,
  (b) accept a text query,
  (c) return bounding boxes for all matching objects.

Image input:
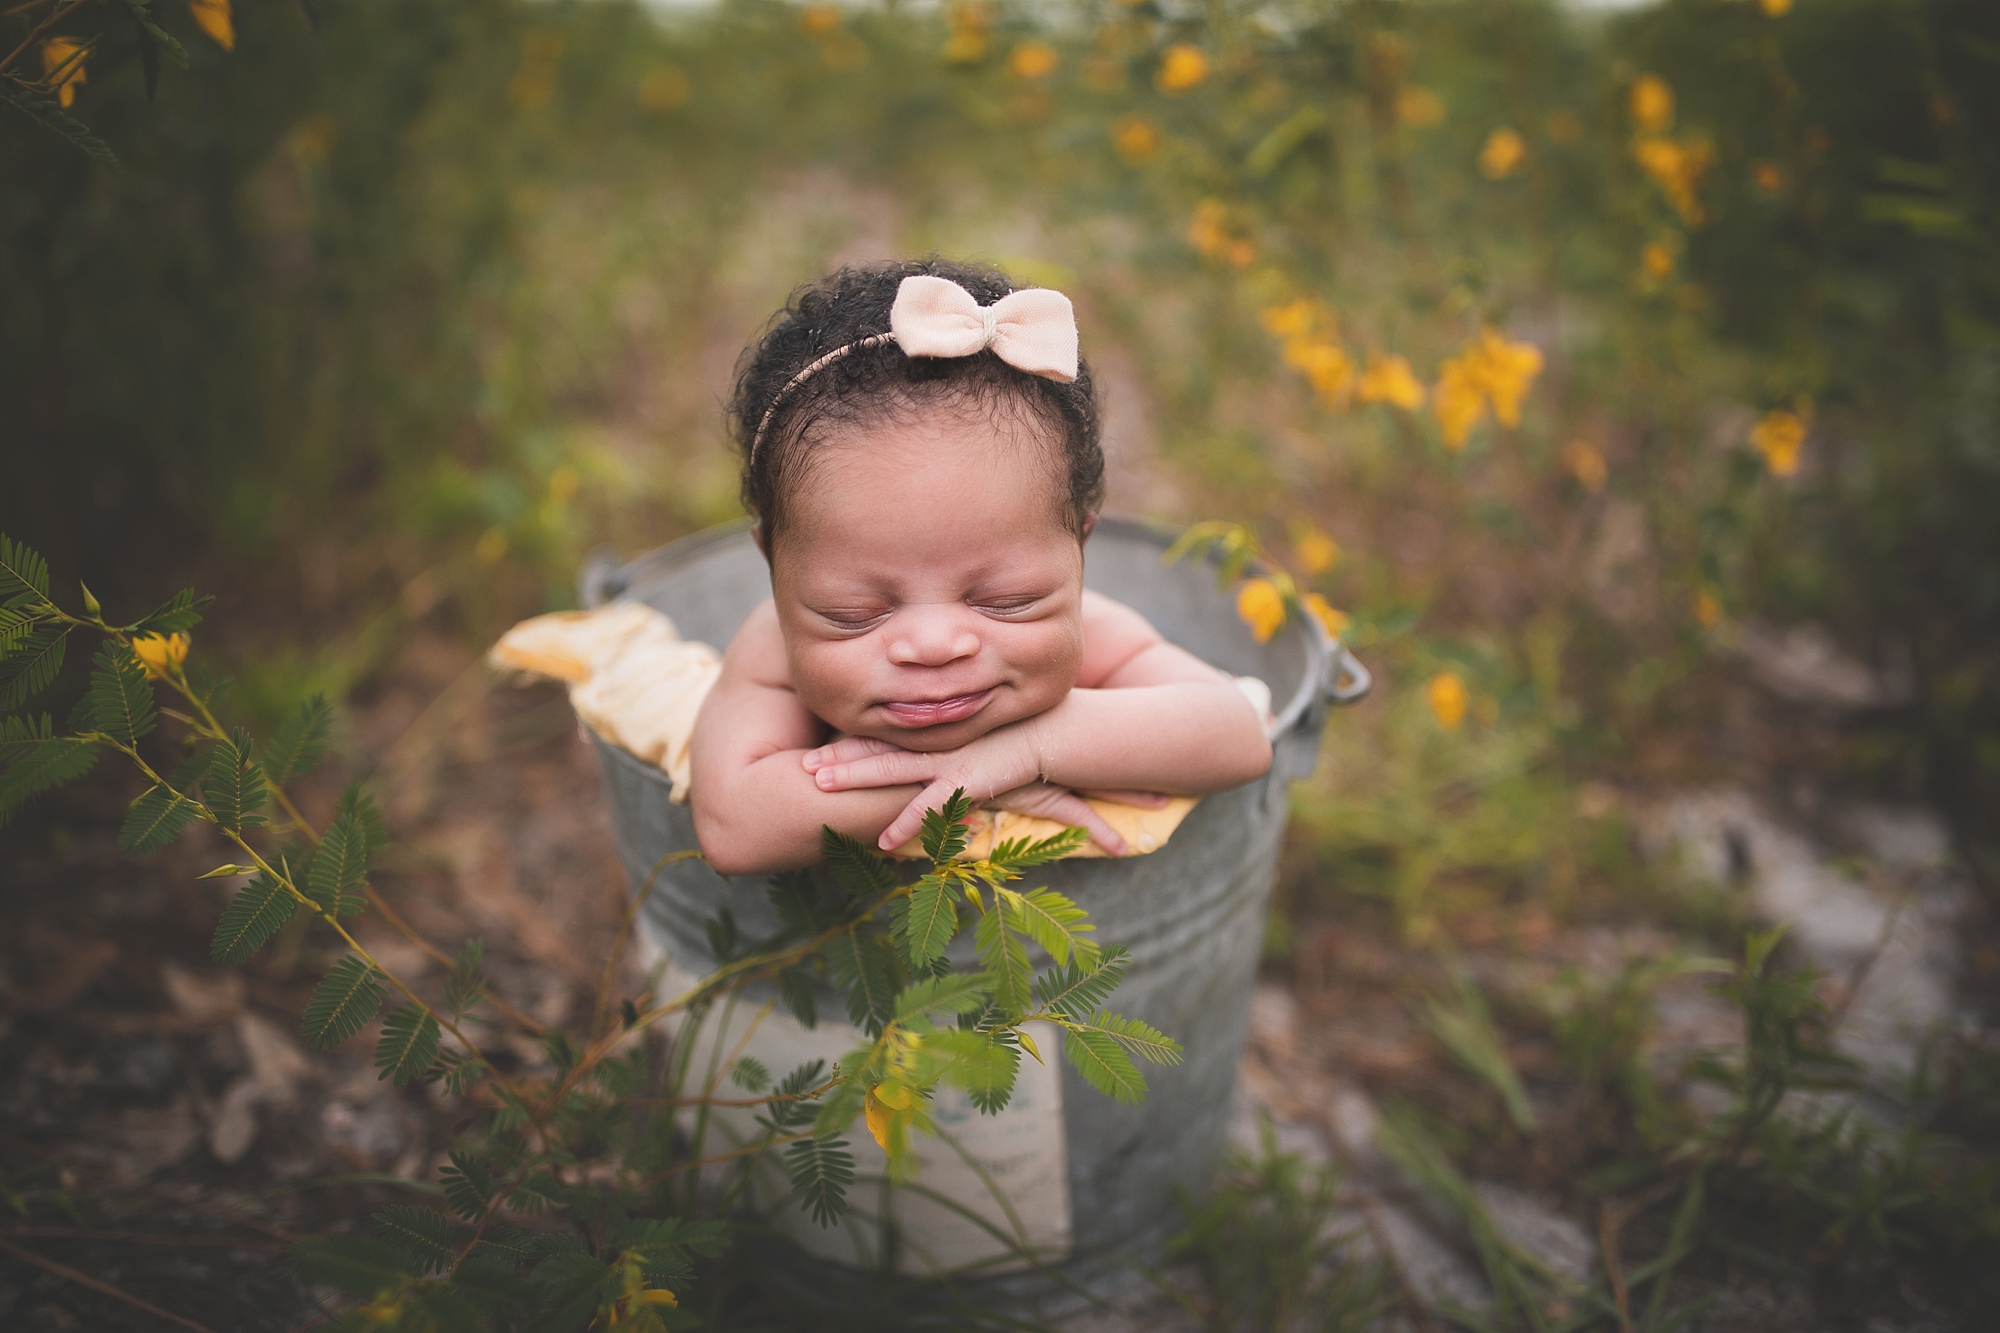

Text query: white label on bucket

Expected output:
[641,930,1071,1275]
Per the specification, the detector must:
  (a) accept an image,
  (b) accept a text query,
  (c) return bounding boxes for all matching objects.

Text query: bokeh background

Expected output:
[5,0,2000,1327]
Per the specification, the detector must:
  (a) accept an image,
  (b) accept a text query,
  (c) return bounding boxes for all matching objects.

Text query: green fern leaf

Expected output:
[1063,1027,1147,1104]
[0,535,51,605]
[1083,1009,1184,1066]
[302,955,385,1050]
[987,824,1090,869]
[369,1204,454,1275]
[1002,885,1098,968]
[87,643,155,747]
[893,971,991,1021]
[975,904,1033,1016]
[919,788,975,862]
[0,607,34,657]
[442,938,487,1017]
[263,693,333,787]
[0,733,96,825]
[120,784,199,855]
[821,825,899,898]
[0,712,54,766]
[307,813,370,917]
[130,588,213,637]
[288,1235,420,1295]
[783,1137,855,1228]
[439,1151,495,1221]
[335,782,389,849]
[0,625,69,709]
[211,872,296,962]
[374,1004,440,1085]
[730,1056,771,1091]
[895,876,957,968]
[827,928,897,1035]
[928,1027,1020,1114]
[0,83,119,169]
[776,967,818,1030]
[204,730,267,833]
[1035,947,1129,1019]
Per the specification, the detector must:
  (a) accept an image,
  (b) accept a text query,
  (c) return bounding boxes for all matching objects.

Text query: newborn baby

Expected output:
[691,261,1273,875]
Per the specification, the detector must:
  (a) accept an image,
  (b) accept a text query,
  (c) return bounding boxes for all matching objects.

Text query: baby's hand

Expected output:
[801,731,1040,853]
[984,782,1131,857]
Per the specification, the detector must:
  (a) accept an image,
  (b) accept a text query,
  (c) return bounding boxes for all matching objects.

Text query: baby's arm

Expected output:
[807,591,1272,850]
[689,601,923,875]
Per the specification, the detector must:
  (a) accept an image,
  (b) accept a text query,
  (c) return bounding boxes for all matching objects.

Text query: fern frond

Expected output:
[894,875,957,968]
[0,535,50,605]
[335,782,389,849]
[827,928,898,1035]
[439,1151,495,1220]
[263,693,332,787]
[919,788,974,862]
[0,733,96,825]
[783,1137,855,1228]
[928,1027,1020,1114]
[88,643,155,747]
[975,903,1033,1016]
[302,956,384,1050]
[307,812,370,917]
[130,588,213,637]
[0,625,69,709]
[1035,947,1129,1019]
[821,825,899,897]
[1002,885,1098,968]
[204,730,267,833]
[120,784,200,855]
[374,1004,440,1085]
[211,872,296,962]
[987,823,1090,869]
[369,1205,454,1275]
[442,938,486,1017]
[730,1055,771,1091]
[1063,1027,1147,1104]
[1078,1009,1184,1066]
[0,713,54,766]
[776,967,818,1030]
[894,971,992,1022]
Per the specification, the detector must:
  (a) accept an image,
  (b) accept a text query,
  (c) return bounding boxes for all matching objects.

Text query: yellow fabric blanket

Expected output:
[489,603,1212,860]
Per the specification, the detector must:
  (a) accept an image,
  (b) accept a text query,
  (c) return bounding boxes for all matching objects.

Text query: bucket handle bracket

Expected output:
[1326,645,1371,706]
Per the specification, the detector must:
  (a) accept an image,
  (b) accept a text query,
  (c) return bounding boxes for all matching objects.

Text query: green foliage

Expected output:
[307,812,372,918]
[0,624,68,710]
[894,876,958,968]
[262,693,333,787]
[827,927,899,1036]
[128,589,211,637]
[118,783,200,855]
[203,729,267,834]
[371,1204,457,1276]
[86,642,154,747]
[1062,1025,1148,1105]
[919,789,974,862]
[783,1136,856,1229]
[440,1151,496,1221]
[376,1003,442,1085]
[975,897,1035,1015]
[822,825,901,898]
[210,872,296,963]
[0,534,50,604]
[0,729,95,824]
[729,1056,771,1092]
[1421,958,1536,1134]
[302,955,385,1051]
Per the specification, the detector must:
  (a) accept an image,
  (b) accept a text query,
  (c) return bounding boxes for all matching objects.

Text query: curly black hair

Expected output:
[727,258,1104,546]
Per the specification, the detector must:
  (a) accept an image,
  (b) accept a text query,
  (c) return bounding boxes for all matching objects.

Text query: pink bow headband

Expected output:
[748,274,1080,461]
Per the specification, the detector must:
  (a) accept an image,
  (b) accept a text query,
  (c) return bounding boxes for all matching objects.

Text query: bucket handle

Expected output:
[1326,645,1372,706]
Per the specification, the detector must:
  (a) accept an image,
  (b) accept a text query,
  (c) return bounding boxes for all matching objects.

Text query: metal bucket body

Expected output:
[583,519,1338,1294]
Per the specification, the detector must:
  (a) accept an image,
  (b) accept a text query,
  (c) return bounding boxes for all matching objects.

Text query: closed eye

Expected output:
[814,607,890,631]
[971,595,1044,618]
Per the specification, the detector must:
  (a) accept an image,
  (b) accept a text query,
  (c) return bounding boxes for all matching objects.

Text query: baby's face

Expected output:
[766,412,1084,754]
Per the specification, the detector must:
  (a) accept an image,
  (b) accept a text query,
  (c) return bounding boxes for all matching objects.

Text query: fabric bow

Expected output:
[889,275,1079,383]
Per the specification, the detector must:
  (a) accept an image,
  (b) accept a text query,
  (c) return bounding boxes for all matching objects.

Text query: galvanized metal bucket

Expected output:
[579,517,1368,1308]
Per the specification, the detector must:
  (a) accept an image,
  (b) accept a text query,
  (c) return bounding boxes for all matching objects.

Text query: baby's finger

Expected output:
[1023,789,1128,857]
[814,749,938,792]
[802,735,903,773]
[878,781,963,852]
[1076,788,1174,810]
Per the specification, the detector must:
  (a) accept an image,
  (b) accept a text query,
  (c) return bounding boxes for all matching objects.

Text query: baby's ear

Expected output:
[749,522,769,559]
[1079,512,1099,542]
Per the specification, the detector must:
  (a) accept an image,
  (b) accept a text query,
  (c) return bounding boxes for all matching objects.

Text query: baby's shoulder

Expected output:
[1078,590,1165,684]
[720,599,790,682]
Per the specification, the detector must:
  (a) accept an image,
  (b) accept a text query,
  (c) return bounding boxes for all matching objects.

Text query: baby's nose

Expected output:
[886,606,980,667]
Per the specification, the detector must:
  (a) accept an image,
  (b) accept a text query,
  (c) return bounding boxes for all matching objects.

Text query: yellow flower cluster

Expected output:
[1629,75,1710,224]
[42,38,87,109]
[1236,579,1286,644]
[1155,44,1209,95]
[1009,40,1058,81]
[1260,299,1422,412]
[1397,86,1445,129]
[941,2,990,63]
[1113,115,1160,163]
[1430,329,1545,449]
[1293,527,1340,577]
[1563,439,1609,492]
[1188,199,1256,270]
[190,0,235,51]
[131,633,191,680]
[1357,353,1425,411]
[1427,672,1468,730]
[1750,407,1807,476]
[1479,127,1526,180]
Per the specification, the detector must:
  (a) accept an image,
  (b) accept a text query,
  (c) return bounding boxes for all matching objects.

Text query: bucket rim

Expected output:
[578,515,1335,774]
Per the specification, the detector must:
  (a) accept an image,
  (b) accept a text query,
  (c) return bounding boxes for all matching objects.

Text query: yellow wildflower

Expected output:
[1285,341,1354,403]
[1396,86,1445,128]
[1563,440,1608,492]
[1427,672,1468,730]
[638,66,690,110]
[1750,408,1806,476]
[1225,238,1257,271]
[1642,242,1674,280]
[42,38,87,109]
[1475,329,1543,427]
[1155,45,1209,95]
[1431,356,1487,450]
[131,633,190,679]
[798,3,842,35]
[1187,198,1232,257]
[941,4,989,63]
[1236,579,1286,644]
[1694,588,1723,629]
[1751,159,1785,195]
[1431,329,1543,446]
[1478,127,1526,180]
[1356,352,1425,411]
[1294,528,1340,577]
[1260,297,1323,341]
[1759,0,1791,15]
[1112,116,1160,163]
[1633,134,1713,225]
[1547,108,1584,146]
[1008,40,1058,80]
[189,0,234,52]
[1304,594,1350,640]
[637,1288,679,1308]
[1630,74,1674,133]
